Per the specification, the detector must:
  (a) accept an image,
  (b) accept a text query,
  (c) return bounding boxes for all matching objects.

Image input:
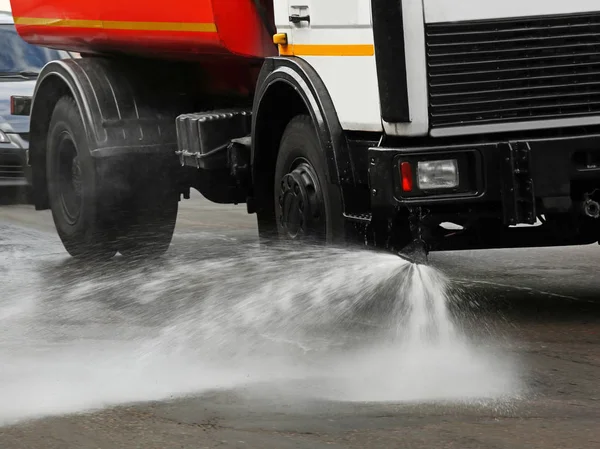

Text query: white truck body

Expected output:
[274,0,600,136]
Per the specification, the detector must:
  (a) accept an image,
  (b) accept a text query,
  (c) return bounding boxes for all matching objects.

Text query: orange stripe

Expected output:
[278,44,374,57]
[13,17,217,33]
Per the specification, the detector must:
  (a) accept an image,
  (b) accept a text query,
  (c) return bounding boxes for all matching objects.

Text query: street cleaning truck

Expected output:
[8,0,600,262]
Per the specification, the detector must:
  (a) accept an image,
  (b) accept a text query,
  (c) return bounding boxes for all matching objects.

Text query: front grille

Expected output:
[426,12,600,129]
[0,154,25,179]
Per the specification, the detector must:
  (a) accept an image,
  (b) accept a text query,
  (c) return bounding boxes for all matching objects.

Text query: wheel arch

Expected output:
[250,57,354,215]
[28,60,98,210]
[28,57,192,210]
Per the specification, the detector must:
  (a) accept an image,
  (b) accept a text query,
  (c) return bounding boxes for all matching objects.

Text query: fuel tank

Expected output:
[9,0,277,60]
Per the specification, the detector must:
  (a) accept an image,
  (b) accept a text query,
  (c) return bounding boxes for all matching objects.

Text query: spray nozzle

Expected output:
[398,239,428,265]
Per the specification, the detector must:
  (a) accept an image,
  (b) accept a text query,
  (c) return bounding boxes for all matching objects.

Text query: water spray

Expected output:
[0,228,522,425]
[398,239,428,265]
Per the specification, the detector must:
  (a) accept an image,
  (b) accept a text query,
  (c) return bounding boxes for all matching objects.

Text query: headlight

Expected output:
[417,159,459,190]
[0,130,10,143]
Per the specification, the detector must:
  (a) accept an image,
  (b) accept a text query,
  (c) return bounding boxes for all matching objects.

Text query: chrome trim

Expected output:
[430,116,600,138]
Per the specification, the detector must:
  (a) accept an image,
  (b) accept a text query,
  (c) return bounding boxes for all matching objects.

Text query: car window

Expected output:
[0,23,69,73]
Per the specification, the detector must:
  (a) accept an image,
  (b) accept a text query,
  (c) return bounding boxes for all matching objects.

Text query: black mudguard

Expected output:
[251,57,364,216]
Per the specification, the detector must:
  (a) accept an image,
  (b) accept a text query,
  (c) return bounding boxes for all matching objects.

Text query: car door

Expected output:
[282,0,382,131]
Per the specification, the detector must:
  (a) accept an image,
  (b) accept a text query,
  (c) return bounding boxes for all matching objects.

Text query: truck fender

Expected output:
[250,57,355,207]
[28,59,93,209]
[28,57,185,210]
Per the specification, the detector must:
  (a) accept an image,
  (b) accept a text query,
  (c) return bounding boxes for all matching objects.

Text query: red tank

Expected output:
[9,0,277,60]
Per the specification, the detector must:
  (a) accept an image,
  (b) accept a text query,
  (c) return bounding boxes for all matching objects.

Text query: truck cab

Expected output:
[8,0,600,261]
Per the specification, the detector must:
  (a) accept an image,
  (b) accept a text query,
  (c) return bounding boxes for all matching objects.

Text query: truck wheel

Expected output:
[273,115,345,245]
[46,96,117,259]
[116,180,179,259]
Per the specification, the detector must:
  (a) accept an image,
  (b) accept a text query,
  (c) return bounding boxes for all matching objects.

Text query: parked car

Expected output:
[0,9,73,200]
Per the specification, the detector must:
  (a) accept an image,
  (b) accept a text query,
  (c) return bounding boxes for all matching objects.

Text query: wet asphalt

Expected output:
[0,191,599,449]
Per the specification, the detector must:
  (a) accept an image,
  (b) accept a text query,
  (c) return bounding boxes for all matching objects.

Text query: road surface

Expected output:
[1,191,599,449]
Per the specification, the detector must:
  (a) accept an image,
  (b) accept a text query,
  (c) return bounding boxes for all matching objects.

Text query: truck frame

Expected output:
[9,0,600,262]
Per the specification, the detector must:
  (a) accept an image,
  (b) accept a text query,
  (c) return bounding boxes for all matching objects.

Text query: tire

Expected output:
[46,96,117,259]
[115,175,179,259]
[272,114,345,245]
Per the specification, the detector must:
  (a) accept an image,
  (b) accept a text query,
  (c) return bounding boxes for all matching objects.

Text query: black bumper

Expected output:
[0,146,30,188]
[368,131,600,224]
